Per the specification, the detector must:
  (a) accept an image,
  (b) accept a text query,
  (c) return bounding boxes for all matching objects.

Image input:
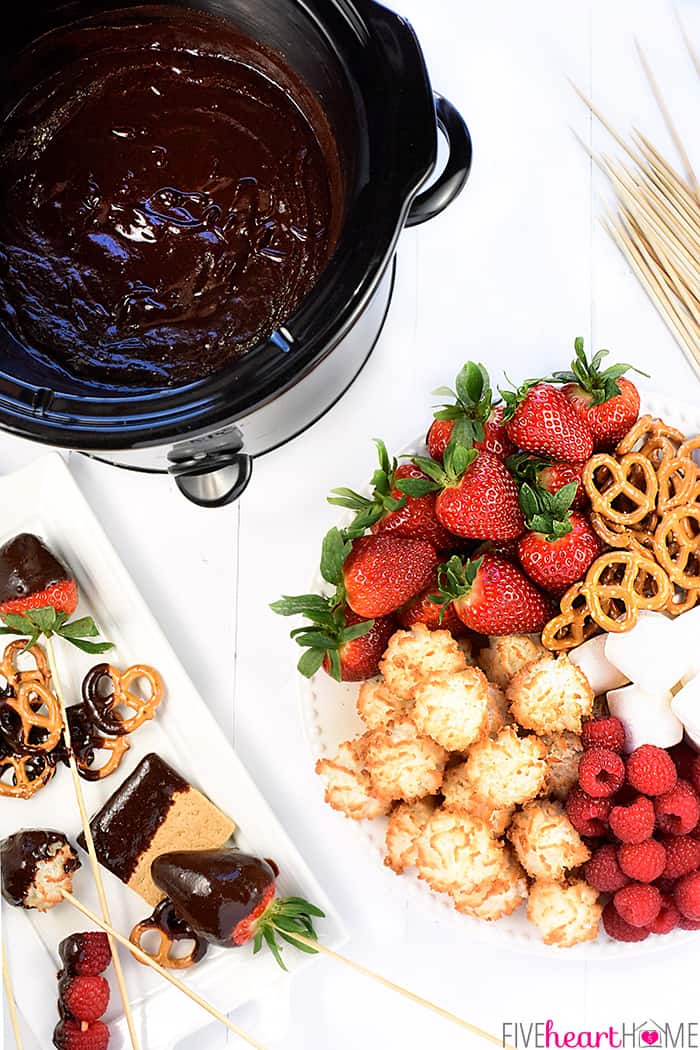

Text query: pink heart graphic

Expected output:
[641,1032,659,1046]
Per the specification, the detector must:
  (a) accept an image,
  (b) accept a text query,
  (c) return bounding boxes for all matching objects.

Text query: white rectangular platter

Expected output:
[0,453,345,1050]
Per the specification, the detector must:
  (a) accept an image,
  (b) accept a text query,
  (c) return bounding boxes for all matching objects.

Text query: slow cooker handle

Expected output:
[406,94,472,228]
[170,451,253,508]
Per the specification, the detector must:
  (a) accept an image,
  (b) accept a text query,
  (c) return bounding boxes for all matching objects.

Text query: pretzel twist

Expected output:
[0,680,62,752]
[583,453,658,526]
[0,752,55,798]
[82,663,164,736]
[129,913,207,970]
[653,505,700,590]
[0,641,51,691]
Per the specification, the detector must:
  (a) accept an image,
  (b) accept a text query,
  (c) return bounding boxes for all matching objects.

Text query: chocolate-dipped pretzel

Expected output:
[0,680,62,753]
[60,704,131,782]
[130,898,208,970]
[82,663,163,736]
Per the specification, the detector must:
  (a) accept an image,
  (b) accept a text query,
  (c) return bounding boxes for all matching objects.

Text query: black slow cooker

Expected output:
[0,0,471,506]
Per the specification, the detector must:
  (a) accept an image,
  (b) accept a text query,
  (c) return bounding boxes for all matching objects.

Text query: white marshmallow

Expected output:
[604,611,691,696]
[670,607,700,683]
[607,683,684,753]
[671,673,700,751]
[569,635,628,695]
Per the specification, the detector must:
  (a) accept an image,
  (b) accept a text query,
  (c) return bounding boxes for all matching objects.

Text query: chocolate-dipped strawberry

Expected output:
[152,849,324,969]
[1,829,80,911]
[0,534,78,616]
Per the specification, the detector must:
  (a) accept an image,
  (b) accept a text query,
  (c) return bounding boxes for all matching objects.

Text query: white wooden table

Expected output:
[4,1,700,1047]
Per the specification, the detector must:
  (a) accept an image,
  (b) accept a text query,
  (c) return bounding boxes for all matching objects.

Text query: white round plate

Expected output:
[299,391,700,958]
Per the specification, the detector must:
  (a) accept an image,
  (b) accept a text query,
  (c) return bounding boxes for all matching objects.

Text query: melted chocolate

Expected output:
[142,898,209,963]
[82,664,128,736]
[78,753,187,881]
[0,534,70,605]
[0,5,342,388]
[152,849,276,947]
[0,829,79,907]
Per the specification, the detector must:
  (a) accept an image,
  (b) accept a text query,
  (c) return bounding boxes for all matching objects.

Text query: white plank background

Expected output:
[3,1,700,1047]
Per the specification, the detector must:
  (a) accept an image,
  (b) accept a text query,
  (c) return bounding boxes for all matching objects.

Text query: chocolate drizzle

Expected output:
[78,753,187,881]
[0,829,79,907]
[0,534,70,605]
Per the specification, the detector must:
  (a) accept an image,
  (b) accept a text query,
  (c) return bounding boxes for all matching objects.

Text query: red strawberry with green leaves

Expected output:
[271,590,394,681]
[427,361,515,462]
[396,584,468,636]
[551,338,644,450]
[328,440,453,549]
[405,444,524,540]
[152,849,324,970]
[0,534,78,617]
[507,452,586,510]
[500,381,594,462]
[342,533,438,618]
[435,553,553,635]
[516,482,600,595]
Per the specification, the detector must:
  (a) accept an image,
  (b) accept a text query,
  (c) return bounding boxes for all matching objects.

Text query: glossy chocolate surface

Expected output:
[0,534,69,605]
[79,753,187,881]
[0,829,79,907]
[0,5,341,388]
[152,849,276,947]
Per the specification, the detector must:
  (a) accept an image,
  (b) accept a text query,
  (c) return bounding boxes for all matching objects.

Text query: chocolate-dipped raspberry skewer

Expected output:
[1,940,24,1050]
[0,605,141,1050]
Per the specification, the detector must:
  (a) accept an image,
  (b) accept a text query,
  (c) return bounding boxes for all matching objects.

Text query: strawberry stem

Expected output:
[549,336,649,405]
[251,896,325,971]
[0,607,113,654]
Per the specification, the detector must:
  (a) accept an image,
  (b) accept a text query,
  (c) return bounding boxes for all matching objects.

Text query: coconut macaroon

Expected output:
[412,668,489,752]
[1,830,81,912]
[462,725,548,809]
[357,678,408,730]
[416,807,506,900]
[384,797,438,874]
[542,732,583,801]
[507,654,594,735]
[315,739,391,821]
[441,762,514,836]
[486,682,512,738]
[508,800,590,881]
[380,624,467,701]
[478,635,546,689]
[364,719,447,802]
[454,848,528,921]
[527,879,602,948]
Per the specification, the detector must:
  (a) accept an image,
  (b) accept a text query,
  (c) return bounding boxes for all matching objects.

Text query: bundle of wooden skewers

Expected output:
[573,11,700,369]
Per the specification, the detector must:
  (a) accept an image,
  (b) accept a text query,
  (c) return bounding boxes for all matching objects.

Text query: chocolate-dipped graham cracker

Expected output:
[80,753,235,906]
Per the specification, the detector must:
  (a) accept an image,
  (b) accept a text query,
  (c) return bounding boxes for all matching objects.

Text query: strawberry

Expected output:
[152,849,324,969]
[507,452,586,510]
[396,584,468,636]
[435,553,553,635]
[406,445,524,541]
[0,534,78,617]
[271,593,394,682]
[342,534,438,618]
[500,381,594,462]
[427,361,514,461]
[516,482,600,595]
[551,338,645,449]
[327,440,453,549]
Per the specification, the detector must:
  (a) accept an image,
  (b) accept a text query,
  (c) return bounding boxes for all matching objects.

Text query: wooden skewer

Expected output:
[60,890,266,1049]
[635,40,700,200]
[674,5,700,79]
[270,927,513,1049]
[1,940,24,1050]
[633,130,700,221]
[44,638,141,1050]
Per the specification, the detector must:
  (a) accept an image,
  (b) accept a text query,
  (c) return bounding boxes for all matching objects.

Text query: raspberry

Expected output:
[661,835,700,879]
[669,742,698,780]
[59,933,111,977]
[60,976,110,1023]
[614,883,661,927]
[651,893,680,935]
[577,747,625,798]
[609,795,655,844]
[585,844,630,892]
[53,1019,109,1050]
[626,745,677,796]
[582,717,626,753]
[602,900,650,943]
[675,870,700,921]
[565,787,612,837]
[654,779,700,836]
[678,915,700,930]
[691,754,700,796]
[618,839,666,883]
